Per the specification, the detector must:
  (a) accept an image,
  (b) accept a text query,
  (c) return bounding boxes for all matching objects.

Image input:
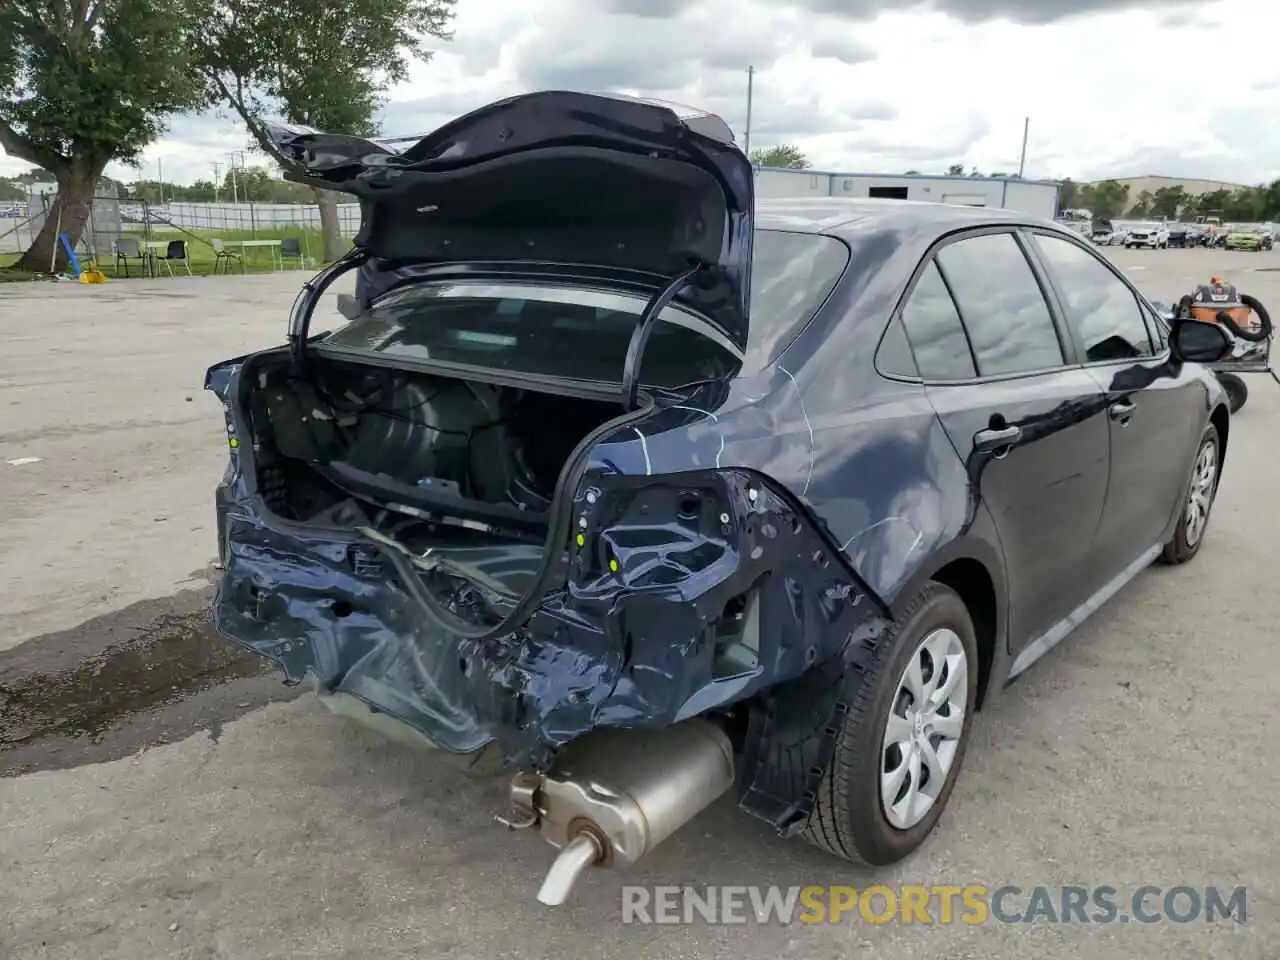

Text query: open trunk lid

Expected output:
[267,90,755,352]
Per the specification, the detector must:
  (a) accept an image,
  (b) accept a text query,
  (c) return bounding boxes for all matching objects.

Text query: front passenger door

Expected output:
[1027,231,1207,576]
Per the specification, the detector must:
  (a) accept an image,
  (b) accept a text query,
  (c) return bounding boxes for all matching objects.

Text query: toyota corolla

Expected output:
[205,91,1235,905]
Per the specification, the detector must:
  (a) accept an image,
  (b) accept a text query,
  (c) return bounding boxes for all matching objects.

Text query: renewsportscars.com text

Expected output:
[620,884,1247,926]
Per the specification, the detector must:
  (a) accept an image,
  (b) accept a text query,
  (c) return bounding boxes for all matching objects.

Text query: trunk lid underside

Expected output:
[269,90,755,352]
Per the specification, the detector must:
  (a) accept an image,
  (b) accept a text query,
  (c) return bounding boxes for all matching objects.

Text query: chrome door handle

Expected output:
[1109,400,1136,422]
[974,425,1022,453]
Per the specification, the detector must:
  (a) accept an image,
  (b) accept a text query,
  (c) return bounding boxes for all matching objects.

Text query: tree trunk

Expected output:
[312,188,346,263]
[15,161,102,274]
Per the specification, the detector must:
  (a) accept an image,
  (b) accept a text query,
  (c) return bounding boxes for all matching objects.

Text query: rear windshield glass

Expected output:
[320,229,849,385]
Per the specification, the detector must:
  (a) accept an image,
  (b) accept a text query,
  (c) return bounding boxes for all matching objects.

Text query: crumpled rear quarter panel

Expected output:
[207,312,956,826]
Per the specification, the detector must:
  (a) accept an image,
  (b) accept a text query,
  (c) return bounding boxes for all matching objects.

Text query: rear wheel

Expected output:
[1159,424,1221,565]
[803,582,978,866]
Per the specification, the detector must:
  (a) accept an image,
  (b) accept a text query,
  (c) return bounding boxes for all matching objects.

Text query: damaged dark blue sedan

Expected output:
[205,91,1235,905]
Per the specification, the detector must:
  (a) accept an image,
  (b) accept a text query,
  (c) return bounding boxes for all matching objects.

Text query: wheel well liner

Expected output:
[929,558,998,708]
[1210,403,1229,469]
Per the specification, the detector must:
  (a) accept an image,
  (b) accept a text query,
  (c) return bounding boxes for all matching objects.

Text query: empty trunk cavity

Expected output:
[246,355,622,534]
[238,355,626,618]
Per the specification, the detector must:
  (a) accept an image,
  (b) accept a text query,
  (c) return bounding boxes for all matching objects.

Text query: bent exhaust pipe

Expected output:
[500,720,736,906]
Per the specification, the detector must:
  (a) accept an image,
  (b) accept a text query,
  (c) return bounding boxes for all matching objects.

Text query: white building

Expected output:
[754,167,1061,219]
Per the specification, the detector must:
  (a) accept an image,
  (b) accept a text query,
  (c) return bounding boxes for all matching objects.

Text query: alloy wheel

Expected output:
[880,628,969,830]
[1184,439,1217,547]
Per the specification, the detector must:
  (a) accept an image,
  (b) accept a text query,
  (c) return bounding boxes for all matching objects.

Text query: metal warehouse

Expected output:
[754,167,1061,219]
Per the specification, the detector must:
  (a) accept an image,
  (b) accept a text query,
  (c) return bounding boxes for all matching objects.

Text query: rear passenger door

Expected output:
[898,230,1113,654]
[1027,231,1207,575]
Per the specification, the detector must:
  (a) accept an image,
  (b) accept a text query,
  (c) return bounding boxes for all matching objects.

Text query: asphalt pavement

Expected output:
[1,249,1277,959]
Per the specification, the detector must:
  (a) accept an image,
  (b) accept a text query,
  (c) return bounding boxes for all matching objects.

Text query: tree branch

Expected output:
[0,118,67,174]
[205,70,297,172]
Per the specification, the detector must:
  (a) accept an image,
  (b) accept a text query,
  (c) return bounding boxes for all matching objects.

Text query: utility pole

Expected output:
[157,157,164,204]
[212,161,222,203]
[226,151,243,204]
[1017,116,1030,178]
[744,65,755,159]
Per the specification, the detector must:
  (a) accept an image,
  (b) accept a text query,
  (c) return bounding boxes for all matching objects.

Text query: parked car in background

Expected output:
[1224,225,1272,251]
[1166,224,1190,247]
[1091,218,1115,245]
[1125,221,1169,248]
[202,91,1238,905]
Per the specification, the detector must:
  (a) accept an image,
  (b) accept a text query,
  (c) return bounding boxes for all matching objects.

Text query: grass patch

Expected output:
[2,226,350,281]
[0,253,44,283]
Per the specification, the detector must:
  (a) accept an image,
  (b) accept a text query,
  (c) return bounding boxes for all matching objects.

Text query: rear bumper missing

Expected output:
[213,466,889,779]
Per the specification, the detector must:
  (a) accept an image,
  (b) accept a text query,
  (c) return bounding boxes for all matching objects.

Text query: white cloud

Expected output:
[4,0,1278,186]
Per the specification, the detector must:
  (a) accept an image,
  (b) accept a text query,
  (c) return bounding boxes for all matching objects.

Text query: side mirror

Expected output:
[1170,319,1233,364]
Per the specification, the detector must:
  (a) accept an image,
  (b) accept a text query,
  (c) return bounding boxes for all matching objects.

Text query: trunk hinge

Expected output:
[621,261,709,411]
[287,249,370,370]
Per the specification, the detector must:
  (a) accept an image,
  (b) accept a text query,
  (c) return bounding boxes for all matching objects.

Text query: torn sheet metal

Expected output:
[206,354,889,780]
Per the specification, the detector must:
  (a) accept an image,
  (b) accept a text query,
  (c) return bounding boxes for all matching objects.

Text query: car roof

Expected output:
[754,196,1062,239]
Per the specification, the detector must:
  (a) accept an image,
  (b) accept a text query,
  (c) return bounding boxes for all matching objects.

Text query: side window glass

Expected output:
[1143,302,1168,348]
[899,262,976,380]
[1033,233,1156,362]
[876,316,919,378]
[935,233,1065,376]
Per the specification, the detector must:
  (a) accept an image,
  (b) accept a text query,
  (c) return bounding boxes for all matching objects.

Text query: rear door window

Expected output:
[1031,233,1156,362]
[898,262,976,380]
[935,233,1065,376]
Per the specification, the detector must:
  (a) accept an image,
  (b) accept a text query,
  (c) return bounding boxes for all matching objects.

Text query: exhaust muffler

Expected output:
[500,719,735,906]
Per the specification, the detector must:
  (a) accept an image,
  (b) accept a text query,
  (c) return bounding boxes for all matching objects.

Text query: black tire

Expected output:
[803,581,979,866]
[1159,423,1221,565]
[1218,373,1248,413]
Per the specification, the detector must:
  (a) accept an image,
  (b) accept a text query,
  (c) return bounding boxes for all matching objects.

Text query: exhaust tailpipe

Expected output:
[502,720,735,906]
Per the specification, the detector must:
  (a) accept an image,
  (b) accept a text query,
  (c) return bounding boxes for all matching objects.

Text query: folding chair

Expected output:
[159,239,192,276]
[280,237,306,269]
[211,238,243,274]
[113,237,150,278]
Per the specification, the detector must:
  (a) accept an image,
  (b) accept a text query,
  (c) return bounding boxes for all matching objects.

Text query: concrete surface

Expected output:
[1,250,1278,959]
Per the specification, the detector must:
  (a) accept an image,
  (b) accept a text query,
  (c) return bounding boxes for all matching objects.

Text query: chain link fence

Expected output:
[148,201,360,235]
[1,184,153,260]
[3,190,358,261]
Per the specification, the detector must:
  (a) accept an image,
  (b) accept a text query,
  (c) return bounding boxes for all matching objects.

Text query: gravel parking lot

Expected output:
[2,248,1277,959]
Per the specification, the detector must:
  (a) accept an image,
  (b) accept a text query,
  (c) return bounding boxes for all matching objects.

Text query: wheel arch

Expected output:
[888,537,1005,709]
[1210,402,1229,469]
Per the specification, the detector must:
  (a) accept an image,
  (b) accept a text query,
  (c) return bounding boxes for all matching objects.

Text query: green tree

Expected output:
[1150,185,1185,220]
[945,164,965,175]
[0,0,205,271]
[221,165,314,202]
[0,177,23,201]
[749,144,810,168]
[1057,178,1078,210]
[1081,179,1129,219]
[1126,190,1155,218]
[193,0,457,262]
[13,167,55,185]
